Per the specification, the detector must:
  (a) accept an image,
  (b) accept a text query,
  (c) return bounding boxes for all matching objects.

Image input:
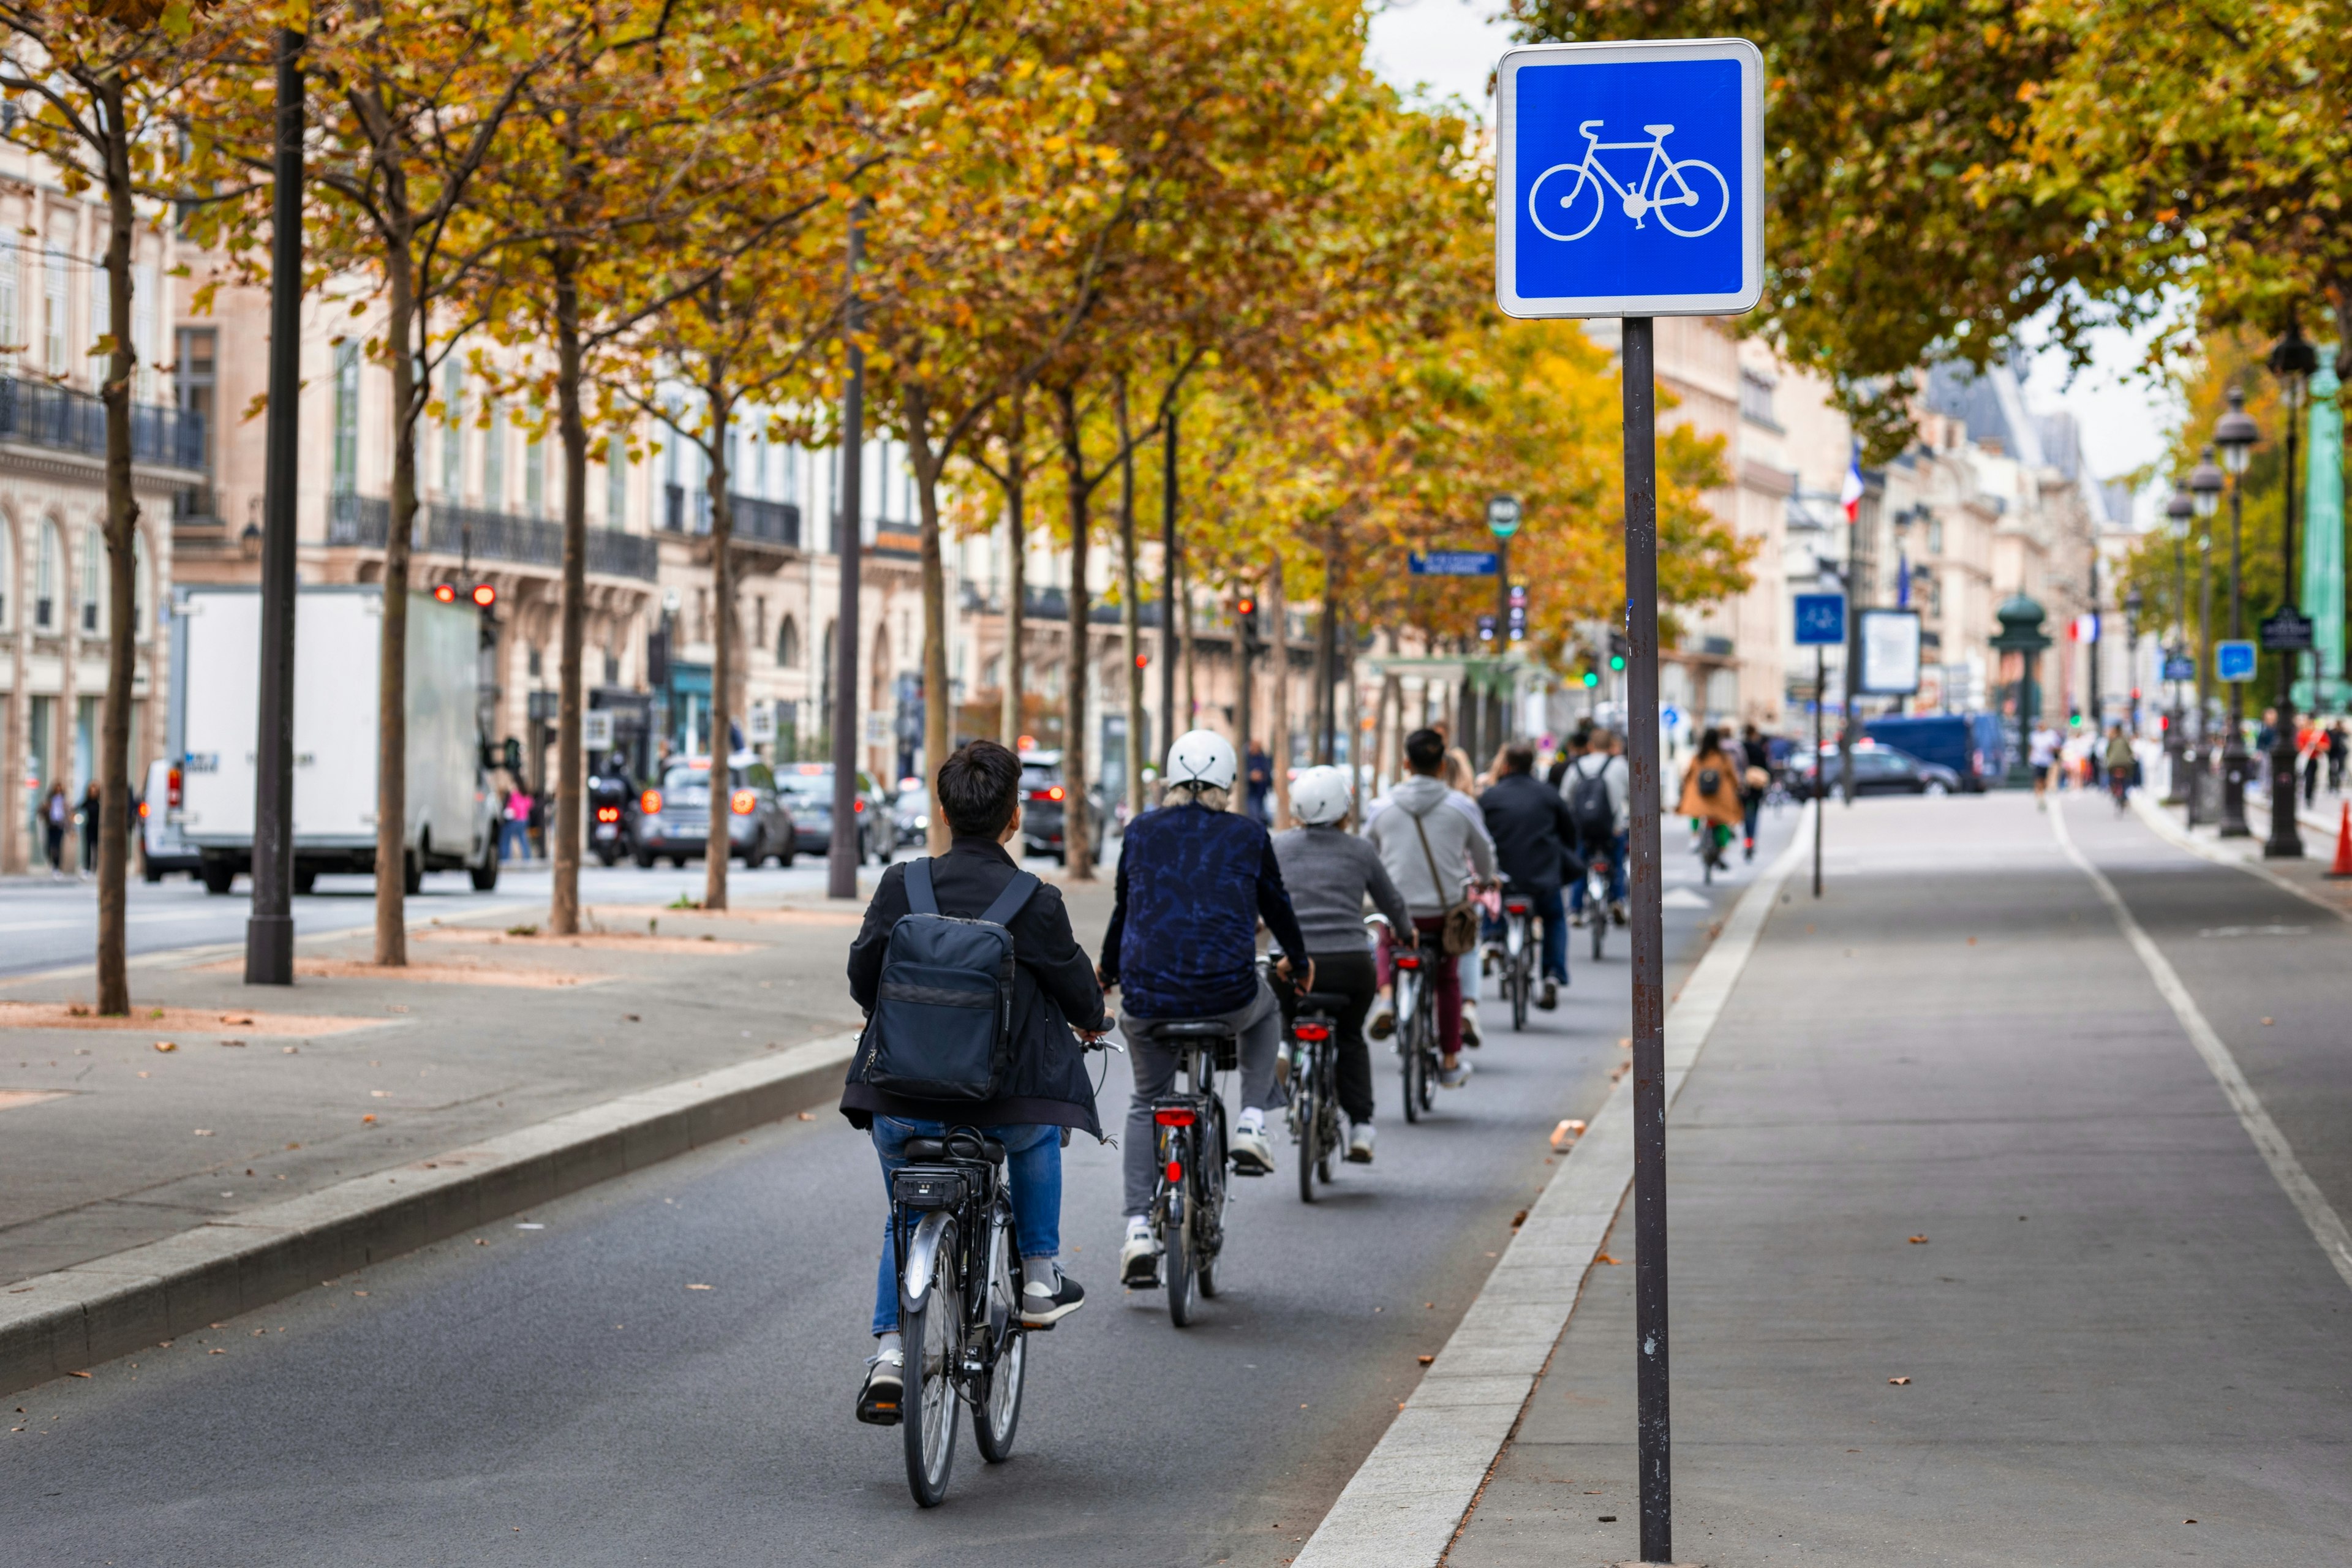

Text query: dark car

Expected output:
[1017,750,1101,865]
[889,780,930,849]
[1789,742,1961,798]
[633,755,796,867]
[774,762,891,863]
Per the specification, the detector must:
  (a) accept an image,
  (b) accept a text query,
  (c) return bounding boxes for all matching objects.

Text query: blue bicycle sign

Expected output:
[1529,121,1730,242]
[1496,39,1763,320]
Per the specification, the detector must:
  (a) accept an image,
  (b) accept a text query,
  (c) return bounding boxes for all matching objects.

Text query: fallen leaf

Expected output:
[153,1041,177,1052]
[2261,1017,2274,1026]
[474,1238,488,1246]
[686,1283,713,1291]
[68,1371,91,1378]
[193,1129,213,1137]
[361,1114,376,1124]
[208,1348,225,1355]
[353,1291,368,1297]
[370,1090,390,1098]
[1966,937,1977,946]
[1888,1376,1911,1385]
[219,1039,246,1048]
[221,1016,254,1026]
[1595,1253,1620,1265]
[282,1046,298,1055]
[1548,1118,1584,1149]
[1510,1209,1528,1228]
[1908,1235,1929,1245]
[1416,1354,1434,1366]
[137,1070,149,1079]
[285,1142,300,1150]
[796,1111,816,1121]
[1617,1036,1632,1050]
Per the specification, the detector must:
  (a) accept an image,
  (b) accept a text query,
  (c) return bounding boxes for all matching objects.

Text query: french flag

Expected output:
[1839,446,1865,523]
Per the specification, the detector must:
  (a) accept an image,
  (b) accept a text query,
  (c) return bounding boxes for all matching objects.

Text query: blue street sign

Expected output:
[2161,655,2195,682]
[1496,39,1764,319]
[2216,639,2258,683]
[1409,550,1501,576]
[1660,704,1683,729]
[1792,592,1846,647]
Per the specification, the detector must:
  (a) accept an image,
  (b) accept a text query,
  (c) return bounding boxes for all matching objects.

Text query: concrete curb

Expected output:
[1292,810,1809,1568]
[2128,790,2350,924]
[0,1030,858,1396]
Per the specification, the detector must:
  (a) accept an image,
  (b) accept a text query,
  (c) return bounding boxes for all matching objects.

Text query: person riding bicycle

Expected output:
[1365,727,1497,1089]
[1100,729,1311,1286]
[2104,724,2135,807]
[1563,727,1629,927]
[1270,764,1413,1164]
[1477,742,1577,1012]
[841,739,1114,1426]
[1679,728,1744,873]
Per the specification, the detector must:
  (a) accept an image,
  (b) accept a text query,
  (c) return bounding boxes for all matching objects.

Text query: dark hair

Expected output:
[1502,742,1536,775]
[1697,726,1727,757]
[1404,728,1446,774]
[936,739,1021,839]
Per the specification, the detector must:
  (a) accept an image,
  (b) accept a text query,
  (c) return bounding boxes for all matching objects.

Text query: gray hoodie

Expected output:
[1363,774,1497,919]
[1271,825,1414,954]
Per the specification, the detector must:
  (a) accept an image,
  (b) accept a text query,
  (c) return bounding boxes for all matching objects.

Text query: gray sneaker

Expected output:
[1439,1058,1473,1089]
[1346,1121,1376,1164]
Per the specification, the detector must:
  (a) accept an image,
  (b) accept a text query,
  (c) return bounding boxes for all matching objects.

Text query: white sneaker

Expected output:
[1120,1222,1158,1287]
[1460,1002,1483,1049]
[1229,1125,1275,1176]
[1439,1058,1474,1089]
[1368,1000,1396,1040]
[1346,1121,1375,1164]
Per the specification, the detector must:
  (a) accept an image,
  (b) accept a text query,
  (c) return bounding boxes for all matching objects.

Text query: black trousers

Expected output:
[1276,948,1379,1125]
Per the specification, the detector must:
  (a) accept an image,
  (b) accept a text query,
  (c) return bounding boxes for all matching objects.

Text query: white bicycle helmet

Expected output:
[1289,764,1352,826]
[1164,729,1237,793]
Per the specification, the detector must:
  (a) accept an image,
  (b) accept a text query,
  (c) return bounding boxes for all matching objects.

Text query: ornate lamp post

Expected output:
[1993,594,2051,787]
[2186,449,2225,821]
[2213,385,2260,837]
[2264,318,2316,857]
[2163,488,2193,804]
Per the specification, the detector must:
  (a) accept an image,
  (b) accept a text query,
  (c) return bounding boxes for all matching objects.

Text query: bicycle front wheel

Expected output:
[900,1225,963,1507]
[1400,1009,1423,1123]
[1529,160,1605,242]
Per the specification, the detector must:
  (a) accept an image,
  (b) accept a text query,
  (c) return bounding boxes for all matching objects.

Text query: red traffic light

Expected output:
[471,584,496,608]
[432,584,456,603]
[1134,652,1149,668]
[1234,595,1256,617]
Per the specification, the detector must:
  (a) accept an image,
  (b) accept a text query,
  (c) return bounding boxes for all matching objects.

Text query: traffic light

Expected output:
[1607,628,1629,672]
[432,583,456,603]
[1476,612,1497,643]
[471,583,497,609]
[1134,650,1149,669]
[1581,670,1599,688]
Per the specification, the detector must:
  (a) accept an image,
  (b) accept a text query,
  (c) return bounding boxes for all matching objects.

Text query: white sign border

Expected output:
[1495,37,1765,320]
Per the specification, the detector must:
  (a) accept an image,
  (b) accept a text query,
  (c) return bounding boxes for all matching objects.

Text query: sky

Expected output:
[1362,0,2175,513]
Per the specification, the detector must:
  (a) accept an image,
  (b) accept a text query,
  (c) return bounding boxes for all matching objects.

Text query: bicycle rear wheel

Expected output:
[1198,1104,1226,1297]
[900,1224,962,1507]
[1400,1012,1423,1124]
[971,1211,1024,1463]
[1165,1179,1199,1326]
[1295,1066,1319,1204]
[1591,891,1607,960]
[1509,942,1530,1032]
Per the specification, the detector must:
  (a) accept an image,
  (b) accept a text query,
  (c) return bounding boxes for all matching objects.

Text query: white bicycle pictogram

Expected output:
[1528,120,1730,241]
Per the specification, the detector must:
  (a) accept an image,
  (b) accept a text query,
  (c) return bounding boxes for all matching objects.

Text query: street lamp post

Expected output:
[2163,488,2192,805]
[2264,319,2316,858]
[2213,385,2260,837]
[2187,450,2225,821]
[2124,587,2144,734]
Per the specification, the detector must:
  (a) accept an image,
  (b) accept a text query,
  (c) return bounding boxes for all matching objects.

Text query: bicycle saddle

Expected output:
[903,1132,1006,1165]
[1295,992,1353,1013]
[1139,1019,1232,1039]
[1643,123,1674,135]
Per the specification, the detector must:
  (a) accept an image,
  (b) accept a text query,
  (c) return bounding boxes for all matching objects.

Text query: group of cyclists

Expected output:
[835,723,1637,1445]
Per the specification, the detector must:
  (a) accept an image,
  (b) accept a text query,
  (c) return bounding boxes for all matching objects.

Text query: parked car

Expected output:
[1017,750,1100,865]
[890,781,930,849]
[774,762,891,862]
[1863,714,2002,792]
[633,754,796,867]
[138,758,202,883]
[1787,741,1962,798]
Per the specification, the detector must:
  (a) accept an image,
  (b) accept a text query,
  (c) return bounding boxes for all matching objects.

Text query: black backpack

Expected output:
[1567,758,1615,838]
[860,859,1039,1101]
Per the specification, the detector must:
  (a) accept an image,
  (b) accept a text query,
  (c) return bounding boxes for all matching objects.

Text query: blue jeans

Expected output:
[1570,832,1629,910]
[870,1117,1060,1335]
[499,820,532,861]
[1483,886,1569,986]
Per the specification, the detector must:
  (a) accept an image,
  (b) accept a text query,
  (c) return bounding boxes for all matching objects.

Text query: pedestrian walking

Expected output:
[500,786,533,862]
[78,780,100,877]
[2328,720,2346,794]
[42,781,69,878]
[2029,722,2062,809]
[2301,719,2327,810]
[1678,727,1744,881]
[1738,722,1771,861]
[1244,740,1273,826]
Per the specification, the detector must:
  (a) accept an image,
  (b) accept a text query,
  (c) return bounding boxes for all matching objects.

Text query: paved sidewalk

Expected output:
[1445,790,2352,1566]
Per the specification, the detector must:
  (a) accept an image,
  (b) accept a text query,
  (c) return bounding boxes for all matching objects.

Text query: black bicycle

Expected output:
[888,1126,1028,1507]
[1498,887,1536,1032]
[1137,1020,1232,1326]
[1583,851,1612,962]
[1388,926,1441,1123]
[1284,989,1348,1202]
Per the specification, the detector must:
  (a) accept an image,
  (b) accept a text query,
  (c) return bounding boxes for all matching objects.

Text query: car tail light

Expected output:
[596,806,620,824]
[1047,785,1065,801]
[167,766,183,808]
[138,799,150,820]
[1294,1022,1330,1042]
[639,789,662,815]
[1164,1158,1182,1184]
[1394,954,1420,971]
[731,790,757,816]
[852,799,864,813]
[1153,1108,1195,1127]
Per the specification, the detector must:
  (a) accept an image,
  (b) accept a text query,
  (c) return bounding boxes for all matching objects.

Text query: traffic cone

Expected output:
[2329,802,2352,880]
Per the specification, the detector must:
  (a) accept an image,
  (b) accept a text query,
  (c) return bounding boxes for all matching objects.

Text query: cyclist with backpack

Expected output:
[841,739,1114,1427]
[1271,764,1414,1164]
[1477,742,1578,1011]
[1100,730,1312,1286]
[1563,727,1629,926]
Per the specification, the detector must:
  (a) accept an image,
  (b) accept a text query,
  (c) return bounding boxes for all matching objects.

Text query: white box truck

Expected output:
[170,585,501,895]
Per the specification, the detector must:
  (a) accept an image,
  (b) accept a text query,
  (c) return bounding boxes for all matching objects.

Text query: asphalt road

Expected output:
[0,807,1798,1566]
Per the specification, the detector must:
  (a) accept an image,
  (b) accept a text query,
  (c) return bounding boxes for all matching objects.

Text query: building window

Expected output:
[0,243,17,369]
[1926,516,1943,554]
[484,398,505,510]
[175,327,217,476]
[777,613,800,668]
[43,240,69,375]
[1739,368,1779,429]
[440,360,463,498]
[525,418,545,518]
[36,519,59,629]
[331,340,361,495]
[132,261,157,401]
[80,524,103,633]
[605,433,627,528]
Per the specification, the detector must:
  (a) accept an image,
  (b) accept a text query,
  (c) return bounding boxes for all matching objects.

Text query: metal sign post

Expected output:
[1498,37,1762,1566]
[1793,592,1845,900]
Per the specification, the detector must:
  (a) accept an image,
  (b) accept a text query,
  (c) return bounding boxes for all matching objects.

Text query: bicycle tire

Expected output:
[1591,902,1606,961]
[1529,160,1605,242]
[900,1223,962,1507]
[1295,1064,1319,1205]
[1654,156,1730,237]
[1199,1104,1226,1298]
[1400,1010,1422,1125]
[1509,935,1529,1033]
[971,1207,1024,1464]
[1166,1177,1198,1326]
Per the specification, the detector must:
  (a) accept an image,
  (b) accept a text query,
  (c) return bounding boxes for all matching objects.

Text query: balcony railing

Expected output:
[328,492,660,581]
[661,482,801,549]
[0,374,206,471]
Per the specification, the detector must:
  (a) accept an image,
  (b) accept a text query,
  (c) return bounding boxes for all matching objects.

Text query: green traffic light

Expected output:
[1582,671,1599,688]
[1608,655,1626,671]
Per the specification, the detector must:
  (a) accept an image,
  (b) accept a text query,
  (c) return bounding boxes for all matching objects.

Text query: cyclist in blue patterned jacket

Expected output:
[1099,729,1311,1287]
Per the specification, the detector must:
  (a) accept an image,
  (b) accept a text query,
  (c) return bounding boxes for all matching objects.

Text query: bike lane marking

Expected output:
[1291,802,1810,1568]
[2052,799,2352,1295]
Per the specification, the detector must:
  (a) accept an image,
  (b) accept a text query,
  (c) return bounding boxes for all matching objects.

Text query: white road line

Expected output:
[2052,799,2352,1294]
[1292,805,1811,1568]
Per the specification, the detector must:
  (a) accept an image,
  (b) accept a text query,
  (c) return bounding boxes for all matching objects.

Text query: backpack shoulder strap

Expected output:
[978,869,1041,928]
[904,857,939,916]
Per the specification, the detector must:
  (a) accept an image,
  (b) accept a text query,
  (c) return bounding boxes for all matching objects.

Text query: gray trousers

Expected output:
[1120,976,1283,1217]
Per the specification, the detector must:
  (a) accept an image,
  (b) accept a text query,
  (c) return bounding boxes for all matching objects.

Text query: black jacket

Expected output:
[840,836,1112,1138]
[1477,771,1580,895]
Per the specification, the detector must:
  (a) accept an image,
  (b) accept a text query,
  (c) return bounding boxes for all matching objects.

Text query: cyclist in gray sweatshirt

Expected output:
[1270,766,1413,1162]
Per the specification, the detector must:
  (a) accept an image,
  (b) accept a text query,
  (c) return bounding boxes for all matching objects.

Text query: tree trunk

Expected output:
[702,382,736,909]
[907,382,952,853]
[374,227,418,966]
[1117,380,1143,818]
[1053,384,1093,877]
[1267,549,1290,829]
[998,397,1027,751]
[549,241,588,935]
[93,74,135,1014]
